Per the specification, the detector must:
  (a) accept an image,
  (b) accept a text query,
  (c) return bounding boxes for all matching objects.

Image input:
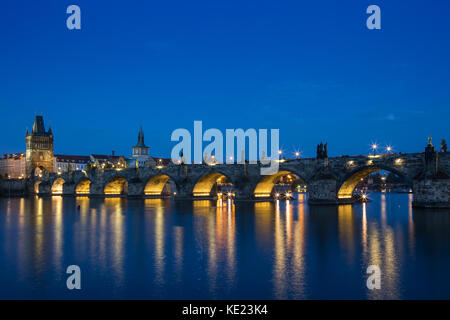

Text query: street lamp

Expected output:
[371,143,378,155]
[386,145,392,154]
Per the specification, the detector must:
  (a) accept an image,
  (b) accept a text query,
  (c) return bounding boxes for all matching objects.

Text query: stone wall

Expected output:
[308,178,338,204]
[0,179,27,196]
[413,178,450,208]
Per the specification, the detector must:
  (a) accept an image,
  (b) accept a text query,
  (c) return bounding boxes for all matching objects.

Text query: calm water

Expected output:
[1,193,450,299]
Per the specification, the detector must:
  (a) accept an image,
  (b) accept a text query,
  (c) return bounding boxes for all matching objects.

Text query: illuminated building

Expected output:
[0,153,26,179]
[54,155,90,172]
[25,115,54,176]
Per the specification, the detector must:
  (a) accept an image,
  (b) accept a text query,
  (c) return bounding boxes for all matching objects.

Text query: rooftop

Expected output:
[54,155,90,163]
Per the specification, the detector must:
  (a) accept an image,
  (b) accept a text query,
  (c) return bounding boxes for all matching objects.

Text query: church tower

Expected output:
[132,126,150,167]
[25,115,54,176]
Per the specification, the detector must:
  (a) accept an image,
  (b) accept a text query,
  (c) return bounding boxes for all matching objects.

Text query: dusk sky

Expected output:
[1,0,449,159]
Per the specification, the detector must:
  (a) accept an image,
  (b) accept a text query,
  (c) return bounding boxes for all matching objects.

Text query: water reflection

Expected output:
[1,194,450,299]
[408,193,415,255]
[255,198,306,299]
[51,196,63,275]
[338,205,355,264]
[192,199,236,297]
[34,197,46,276]
[363,193,400,299]
[106,198,125,288]
[362,203,368,256]
[144,199,167,291]
[173,225,183,283]
[71,197,127,291]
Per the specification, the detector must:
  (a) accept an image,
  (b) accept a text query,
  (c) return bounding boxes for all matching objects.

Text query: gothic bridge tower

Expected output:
[25,115,54,177]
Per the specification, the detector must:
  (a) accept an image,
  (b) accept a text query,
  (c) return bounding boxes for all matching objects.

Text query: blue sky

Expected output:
[1,0,449,158]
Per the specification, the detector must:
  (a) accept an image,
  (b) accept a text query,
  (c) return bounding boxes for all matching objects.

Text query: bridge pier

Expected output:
[128,180,144,198]
[235,190,256,201]
[89,182,105,197]
[173,180,195,200]
[37,181,51,195]
[307,173,339,205]
[413,178,450,208]
[62,183,75,196]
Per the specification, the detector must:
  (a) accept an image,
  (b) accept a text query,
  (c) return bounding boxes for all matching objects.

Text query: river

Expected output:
[1,193,449,299]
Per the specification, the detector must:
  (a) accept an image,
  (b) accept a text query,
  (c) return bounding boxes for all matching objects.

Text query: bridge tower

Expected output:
[25,115,54,177]
[132,126,150,167]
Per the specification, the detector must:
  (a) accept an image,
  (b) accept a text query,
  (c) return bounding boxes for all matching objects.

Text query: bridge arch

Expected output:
[192,171,234,198]
[337,165,411,200]
[75,179,91,195]
[253,170,306,199]
[51,178,66,195]
[32,166,46,177]
[104,176,128,196]
[144,174,177,197]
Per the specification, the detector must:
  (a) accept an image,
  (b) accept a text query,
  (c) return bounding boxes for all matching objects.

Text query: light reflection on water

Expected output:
[1,193,450,299]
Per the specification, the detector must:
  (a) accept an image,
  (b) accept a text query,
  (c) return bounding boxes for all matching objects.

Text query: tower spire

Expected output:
[139,125,144,145]
[136,125,145,146]
[32,115,46,134]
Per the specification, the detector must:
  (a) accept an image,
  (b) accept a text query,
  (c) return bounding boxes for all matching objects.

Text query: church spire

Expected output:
[136,126,146,147]
[132,126,149,160]
[138,125,144,145]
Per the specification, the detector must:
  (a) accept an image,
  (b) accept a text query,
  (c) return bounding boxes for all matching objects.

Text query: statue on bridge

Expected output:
[316,142,328,159]
[441,139,448,152]
[426,136,436,153]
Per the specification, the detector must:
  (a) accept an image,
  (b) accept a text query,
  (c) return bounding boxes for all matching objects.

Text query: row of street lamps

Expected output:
[370,143,394,155]
[275,143,394,159]
[204,143,395,164]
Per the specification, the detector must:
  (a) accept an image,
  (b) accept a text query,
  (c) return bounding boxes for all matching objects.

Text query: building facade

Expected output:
[0,153,26,179]
[25,115,54,176]
[90,154,127,169]
[54,155,90,172]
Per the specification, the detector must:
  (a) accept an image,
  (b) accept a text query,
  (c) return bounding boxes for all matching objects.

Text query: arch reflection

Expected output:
[254,199,306,299]
[192,199,236,297]
[362,194,400,299]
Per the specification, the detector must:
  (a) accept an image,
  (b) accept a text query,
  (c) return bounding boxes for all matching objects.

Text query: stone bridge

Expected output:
[30,143,450,208]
